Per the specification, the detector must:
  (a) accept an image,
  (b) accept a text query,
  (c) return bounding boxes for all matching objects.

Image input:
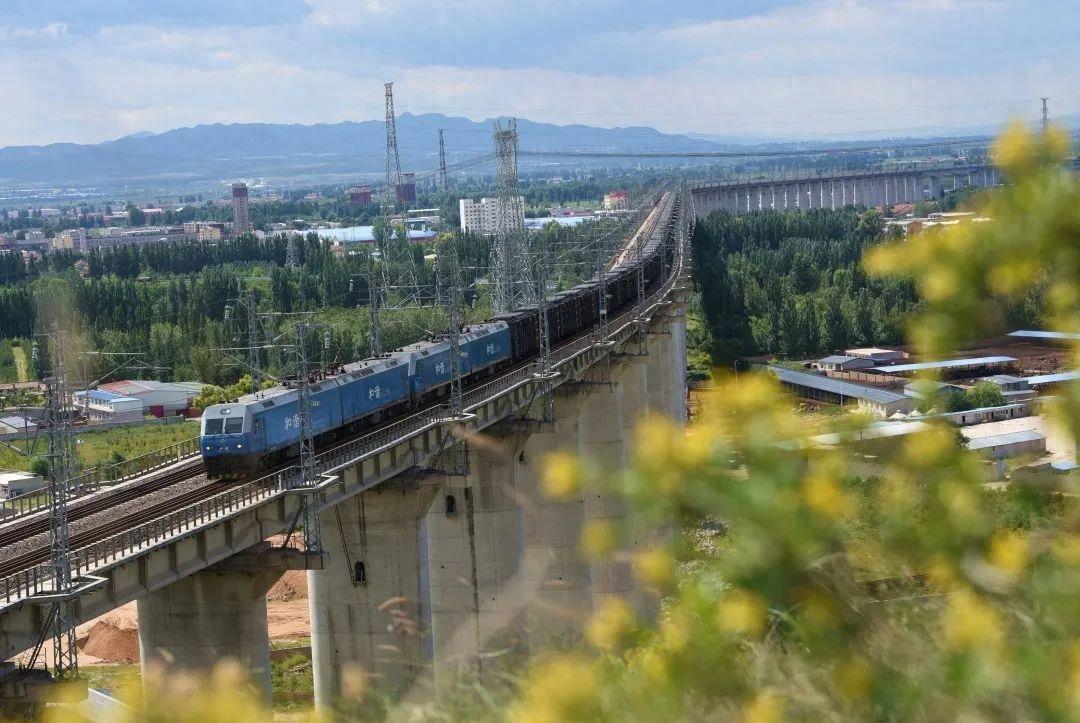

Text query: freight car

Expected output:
[201,191,680,479]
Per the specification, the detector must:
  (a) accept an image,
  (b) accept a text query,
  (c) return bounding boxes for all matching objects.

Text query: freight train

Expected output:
[200,192,679,479]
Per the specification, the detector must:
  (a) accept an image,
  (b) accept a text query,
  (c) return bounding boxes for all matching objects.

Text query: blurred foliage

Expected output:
[28,125,1080,722]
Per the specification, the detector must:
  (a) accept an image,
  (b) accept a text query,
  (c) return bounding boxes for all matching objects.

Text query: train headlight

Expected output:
[236,444,242,449]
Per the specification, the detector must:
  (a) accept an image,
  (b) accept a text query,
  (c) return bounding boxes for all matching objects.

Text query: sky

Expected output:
[1,0,1077,146]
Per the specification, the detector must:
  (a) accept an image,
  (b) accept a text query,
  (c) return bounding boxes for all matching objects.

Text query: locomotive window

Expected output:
[204,418,224,435]
[224,417,244,434]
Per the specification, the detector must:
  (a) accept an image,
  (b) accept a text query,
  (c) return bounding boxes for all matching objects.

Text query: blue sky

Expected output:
[1,0,1075,145]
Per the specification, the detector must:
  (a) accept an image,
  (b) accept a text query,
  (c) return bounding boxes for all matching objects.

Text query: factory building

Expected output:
[396,173,417,206]
[95,380,205,418]
[768,366,916,418]
[347,186,373,205]
[0,472,46,500]
[603,190,629,210]
[73,389,144,423]
[818,355,875,372]
[965,430,1046,460]
[0,416,37,436]
[870,356,1020,379]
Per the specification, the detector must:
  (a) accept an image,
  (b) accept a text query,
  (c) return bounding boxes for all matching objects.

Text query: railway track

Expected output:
[0,460,206,550]
[0,475,265,580]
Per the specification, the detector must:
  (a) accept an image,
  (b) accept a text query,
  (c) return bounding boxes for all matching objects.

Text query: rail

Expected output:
[0,437,201,523]
[0,190,690,612]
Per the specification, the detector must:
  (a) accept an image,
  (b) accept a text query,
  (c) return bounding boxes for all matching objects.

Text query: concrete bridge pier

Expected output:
[308,482,439,704]
[516,391,592,648]
[137,543,318,703]
[422,425,530,689]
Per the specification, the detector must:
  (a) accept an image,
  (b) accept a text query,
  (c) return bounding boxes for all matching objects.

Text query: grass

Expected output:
[81,664,140,697]
[271,654,314,711]
[0,420,199,473]
[12,343,29,382]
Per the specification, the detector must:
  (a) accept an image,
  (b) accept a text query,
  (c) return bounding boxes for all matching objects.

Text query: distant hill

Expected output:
[0,113,732,187]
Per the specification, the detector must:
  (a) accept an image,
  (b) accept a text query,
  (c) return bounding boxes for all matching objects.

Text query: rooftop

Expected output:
[768,366,909,405]
[820,355,859,364]
[1025,371,1080,386]
[1008,330,1080,341]
[871,356,1017,374]
[965,429,1045,450]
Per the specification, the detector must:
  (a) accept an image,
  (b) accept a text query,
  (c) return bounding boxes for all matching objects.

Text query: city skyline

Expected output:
[0,0,1076,146]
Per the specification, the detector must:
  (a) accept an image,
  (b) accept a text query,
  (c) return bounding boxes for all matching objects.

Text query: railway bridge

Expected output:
[691,162,1000,217]
[0,193,692,707]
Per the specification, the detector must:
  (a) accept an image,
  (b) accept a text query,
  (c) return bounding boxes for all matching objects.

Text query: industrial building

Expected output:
[347,186,373,205]
[1025,370,1080,391]
[459,196,525,235]
[0,472,46,500]
[768,366,916,417]
[1007,330,1080,343]
[73,389,144,423]
[818,355,875,372]
[396,173,417,206]
[603,191,629,210]
[232,183,252,235]
[95,380,204,418]
[965,429,1046,460]
[844,347,905,363]
[0,416,36,436]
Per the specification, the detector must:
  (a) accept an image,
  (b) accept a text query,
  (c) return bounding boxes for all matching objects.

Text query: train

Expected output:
[200,192,679,480]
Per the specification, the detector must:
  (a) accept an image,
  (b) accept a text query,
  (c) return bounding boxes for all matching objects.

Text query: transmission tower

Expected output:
[437,129,448,191]
[384,82,405,211]
[366,253,383,357]
[241,287,261,394]
[285,235,300,270]
[492,119,528,314]
[291,322,322,553]
[1041,97,1050,135]
[532,241,556,423]
[23,331,79,680]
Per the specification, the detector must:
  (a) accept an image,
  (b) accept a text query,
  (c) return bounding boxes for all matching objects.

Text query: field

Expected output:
[0,420,199,473]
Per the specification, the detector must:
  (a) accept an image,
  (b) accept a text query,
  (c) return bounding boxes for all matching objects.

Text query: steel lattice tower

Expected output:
[1041,97,1050,135]
[492,119,528,314]
[42,341,78,679]
[437,243,465,420]
[437,129,448,191]
[532,241,555,422]
[291,323,322,553]
[385,82,404,210]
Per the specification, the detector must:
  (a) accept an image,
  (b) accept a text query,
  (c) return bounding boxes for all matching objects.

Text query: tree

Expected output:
[966,381,1006,409]
[127,205,146,227]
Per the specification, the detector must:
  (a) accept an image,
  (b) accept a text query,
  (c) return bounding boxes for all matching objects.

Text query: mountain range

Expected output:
[0,113,731,188]
[2,111,1073,189]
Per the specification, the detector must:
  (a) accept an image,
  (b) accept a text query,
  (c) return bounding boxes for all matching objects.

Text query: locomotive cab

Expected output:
[201,404,259,479]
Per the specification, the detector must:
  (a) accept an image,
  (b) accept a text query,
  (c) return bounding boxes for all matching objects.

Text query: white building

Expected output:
[459,197,524,235]
[0,471,46,499]
[73,389,144,423]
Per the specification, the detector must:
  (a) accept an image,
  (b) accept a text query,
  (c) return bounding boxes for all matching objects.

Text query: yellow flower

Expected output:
[992,122,1036,172]
[803,473,853,520]
[510,655,601,723]
[943,588,1002,653]
[583,519,617,559]
[743,691,785,723]
[988,531,1028,578]
[541,451,582,500]
[586,597,636,651]
[718,589,767,636]
[633,546,674,589]
[833,656,871,700]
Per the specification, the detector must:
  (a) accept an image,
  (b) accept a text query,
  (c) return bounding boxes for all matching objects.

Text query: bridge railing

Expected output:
[0,191,691,612]
[0,472,286,608]
[0,437,201,524]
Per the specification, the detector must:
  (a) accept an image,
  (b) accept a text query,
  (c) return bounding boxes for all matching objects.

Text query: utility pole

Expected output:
[1041,97,1050,135]
[366,252,382,357]
[493,119,527,314]
[437,129,448,191]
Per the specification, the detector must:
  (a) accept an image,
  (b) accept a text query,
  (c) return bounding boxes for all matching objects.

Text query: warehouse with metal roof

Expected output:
[870,356,1019,378]
[1007,330,1080,342]
[767,366,916,418]
[965,429,1046,460]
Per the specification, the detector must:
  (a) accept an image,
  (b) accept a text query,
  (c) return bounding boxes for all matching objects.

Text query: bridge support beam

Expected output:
[308,482,439,705]
[137,544,318,703]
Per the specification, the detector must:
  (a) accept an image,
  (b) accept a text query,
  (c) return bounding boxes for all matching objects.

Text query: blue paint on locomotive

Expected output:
[337,357,411,421]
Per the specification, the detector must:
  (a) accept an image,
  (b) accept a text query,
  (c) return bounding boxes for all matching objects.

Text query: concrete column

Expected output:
[645,332,676,419]
[138,564,280,701]
[516,392,591,647]
[669,313,688,426]
[794,182,800,209]
[423,426,529,688]
[309,483,439,704]
[770,186,776,210]
[819,182,824,208]
[579,380,634,615]
[783,185,789,210]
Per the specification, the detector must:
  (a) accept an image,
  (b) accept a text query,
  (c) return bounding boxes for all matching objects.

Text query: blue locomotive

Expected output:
[201,191,681,480]
[201,322,511,479]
